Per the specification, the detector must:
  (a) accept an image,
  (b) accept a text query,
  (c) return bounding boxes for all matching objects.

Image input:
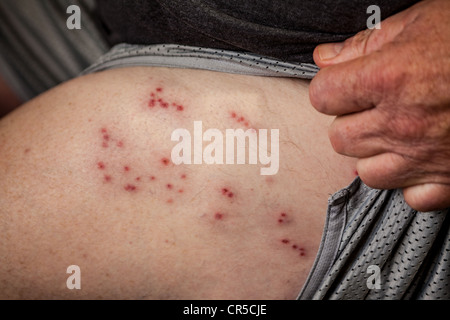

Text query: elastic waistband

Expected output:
[81,43,320,79]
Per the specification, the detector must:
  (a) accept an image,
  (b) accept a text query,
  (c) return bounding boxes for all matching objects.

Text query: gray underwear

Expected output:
[84,44,450,300]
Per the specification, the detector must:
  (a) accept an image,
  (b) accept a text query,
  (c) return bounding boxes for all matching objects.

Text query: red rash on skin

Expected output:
[278,212,289,224]
[100,128,125,149]
[230,111,251,128]
[221,188,235,198]
[281,239,306,257]
[161,158,170,166]
[96,128,190,201]
[124,184,137,192]
[214,213,224,220]
[148,87,185,112]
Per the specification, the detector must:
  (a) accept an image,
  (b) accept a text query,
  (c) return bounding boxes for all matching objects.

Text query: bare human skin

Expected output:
[310,0,450,212]
[0,67,356,299]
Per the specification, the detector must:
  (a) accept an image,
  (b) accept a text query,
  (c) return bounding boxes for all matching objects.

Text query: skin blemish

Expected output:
[167,184,173,190]
[277,212,290,224]
[221,188,235,198]
[24,148,31,154]
[97,162,106,170]
[104,175,112,183]
[135,177,141,182]
[280,239,307,257]
[178,189,184,193]
[221,188,235,199]
[166,199,174,204]
[99,127,125,149]
[161,158,170,166]
[124,166,130,172]
[230,111,251,128]
[214,213,224,220]
[124,184,137,192]
[150,176,156,181]
[180,174,187,180]
[161,101,169,108]
[148,87,186,112]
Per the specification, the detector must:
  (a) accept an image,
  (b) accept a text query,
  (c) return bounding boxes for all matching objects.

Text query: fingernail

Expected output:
[318,42,344,61]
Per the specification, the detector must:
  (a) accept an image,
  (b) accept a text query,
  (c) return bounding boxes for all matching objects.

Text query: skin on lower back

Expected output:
[0,67,356,299]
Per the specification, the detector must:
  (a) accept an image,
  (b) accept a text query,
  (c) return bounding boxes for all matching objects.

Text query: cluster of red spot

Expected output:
[230,111,250,128]
[148,87,184,112]
[164,173,187,203]
[277,212,288,224]
[280,239,306,257]
[276,212,306,257]
[101,128,124,149]
[96,127,189,202]
[221,188,234,199]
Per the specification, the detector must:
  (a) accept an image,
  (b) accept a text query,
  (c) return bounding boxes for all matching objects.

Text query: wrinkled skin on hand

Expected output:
[309,0,450,212]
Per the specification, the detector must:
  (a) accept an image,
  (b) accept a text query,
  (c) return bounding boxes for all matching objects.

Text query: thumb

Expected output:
[313,9,411,68]
[403,183,450,212]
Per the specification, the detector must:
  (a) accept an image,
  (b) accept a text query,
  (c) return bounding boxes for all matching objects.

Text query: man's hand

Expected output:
[309,0,450,212]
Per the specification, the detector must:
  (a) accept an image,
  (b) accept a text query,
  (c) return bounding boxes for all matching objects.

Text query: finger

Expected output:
[309,49,390,116]
[313,5,413,68]
[328,109,389,158]
[356,152,423,190]
[403,183,450,212]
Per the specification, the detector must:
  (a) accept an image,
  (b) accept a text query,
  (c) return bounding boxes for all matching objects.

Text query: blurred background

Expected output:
[0,0,110,118]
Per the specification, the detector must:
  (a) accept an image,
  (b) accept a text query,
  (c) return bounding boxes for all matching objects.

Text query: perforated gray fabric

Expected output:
[299,179,449,300]
[81,43,319,79]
